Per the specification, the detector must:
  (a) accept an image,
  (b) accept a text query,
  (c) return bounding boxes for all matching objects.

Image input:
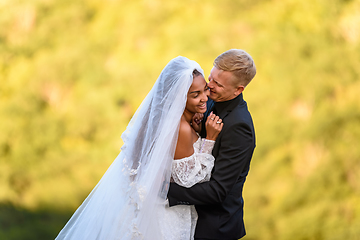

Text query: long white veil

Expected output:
[55,56,204,240]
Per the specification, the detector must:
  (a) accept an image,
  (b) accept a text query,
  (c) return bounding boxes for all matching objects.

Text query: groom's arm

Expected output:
[168,122,255,206]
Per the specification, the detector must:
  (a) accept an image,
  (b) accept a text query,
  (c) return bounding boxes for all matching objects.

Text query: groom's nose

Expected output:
[207,79,214,89]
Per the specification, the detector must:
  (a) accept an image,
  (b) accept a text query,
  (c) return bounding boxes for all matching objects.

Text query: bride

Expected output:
[55,56,223,240]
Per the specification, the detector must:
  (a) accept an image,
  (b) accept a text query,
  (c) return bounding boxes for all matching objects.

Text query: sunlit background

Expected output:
[1,0,360,239]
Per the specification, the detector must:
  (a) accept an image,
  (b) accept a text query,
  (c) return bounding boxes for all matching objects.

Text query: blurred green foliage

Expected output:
[1,0,360,239]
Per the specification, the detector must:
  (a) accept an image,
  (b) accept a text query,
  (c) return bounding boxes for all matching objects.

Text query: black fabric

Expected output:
[200,100,216,137]
[213,94,240,116]
[168,93,256,239]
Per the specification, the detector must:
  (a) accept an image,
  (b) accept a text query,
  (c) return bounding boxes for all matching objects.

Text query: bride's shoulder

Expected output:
[178,118,192,137]
[177,118,195,145]
[174,118,195,159]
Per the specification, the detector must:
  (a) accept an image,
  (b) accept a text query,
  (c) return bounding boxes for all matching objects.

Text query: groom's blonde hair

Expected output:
[214,49,256,87]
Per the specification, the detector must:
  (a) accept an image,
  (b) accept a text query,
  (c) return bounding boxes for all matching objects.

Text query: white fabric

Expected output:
[55,56,204,240]
[171,137,215,188]
[158,137,215,240]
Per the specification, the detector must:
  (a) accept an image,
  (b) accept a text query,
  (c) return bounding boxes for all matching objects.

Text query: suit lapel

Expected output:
[200,100,215,138]
[205,99,215,119]
[201,94,244,138]
[212,95,244,157]
[217,94,243,121]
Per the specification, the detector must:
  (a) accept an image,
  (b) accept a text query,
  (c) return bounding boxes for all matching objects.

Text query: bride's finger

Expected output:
[206,112,215,122]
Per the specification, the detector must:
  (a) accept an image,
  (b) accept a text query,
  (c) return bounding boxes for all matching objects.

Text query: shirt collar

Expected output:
[214,93,242,115]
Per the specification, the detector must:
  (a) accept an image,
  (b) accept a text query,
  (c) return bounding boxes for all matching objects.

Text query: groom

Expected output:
[168,49,257,240]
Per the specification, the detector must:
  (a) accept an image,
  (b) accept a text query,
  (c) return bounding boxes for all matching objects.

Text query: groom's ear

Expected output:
[234,85,244,97]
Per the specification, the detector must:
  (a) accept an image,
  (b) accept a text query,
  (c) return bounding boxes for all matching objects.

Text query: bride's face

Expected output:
[185,75,209,114]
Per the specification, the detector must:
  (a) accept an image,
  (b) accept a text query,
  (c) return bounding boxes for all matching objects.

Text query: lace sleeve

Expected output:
[199,138,215,154]
[171,138,216,188]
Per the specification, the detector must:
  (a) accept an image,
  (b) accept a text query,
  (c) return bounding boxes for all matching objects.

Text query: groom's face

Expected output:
[207,67,240,102]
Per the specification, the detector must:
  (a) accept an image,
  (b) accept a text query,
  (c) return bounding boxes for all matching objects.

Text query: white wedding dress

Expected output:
[158,136,215,240]
[55,57,210,240]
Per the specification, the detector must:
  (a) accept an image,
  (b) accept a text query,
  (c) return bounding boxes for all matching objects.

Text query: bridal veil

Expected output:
[55,56,204,240]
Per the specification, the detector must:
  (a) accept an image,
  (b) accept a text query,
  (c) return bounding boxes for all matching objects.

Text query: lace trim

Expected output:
[171,137,215,188]
[199,138,215,154]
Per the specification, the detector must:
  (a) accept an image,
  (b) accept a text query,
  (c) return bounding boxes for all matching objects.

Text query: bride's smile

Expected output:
[185,74,209,116]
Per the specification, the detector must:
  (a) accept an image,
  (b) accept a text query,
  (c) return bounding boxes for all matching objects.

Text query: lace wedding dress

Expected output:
[55,57,208,240]
[158,136,215,240]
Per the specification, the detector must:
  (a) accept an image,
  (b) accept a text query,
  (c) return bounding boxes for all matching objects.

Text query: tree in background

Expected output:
[0,0,359,239]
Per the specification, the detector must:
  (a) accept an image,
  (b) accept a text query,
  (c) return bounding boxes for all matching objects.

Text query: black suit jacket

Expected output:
[168,93,256,239]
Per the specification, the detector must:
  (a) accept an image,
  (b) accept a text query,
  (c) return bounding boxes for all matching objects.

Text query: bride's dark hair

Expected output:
[193,69,202,77]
